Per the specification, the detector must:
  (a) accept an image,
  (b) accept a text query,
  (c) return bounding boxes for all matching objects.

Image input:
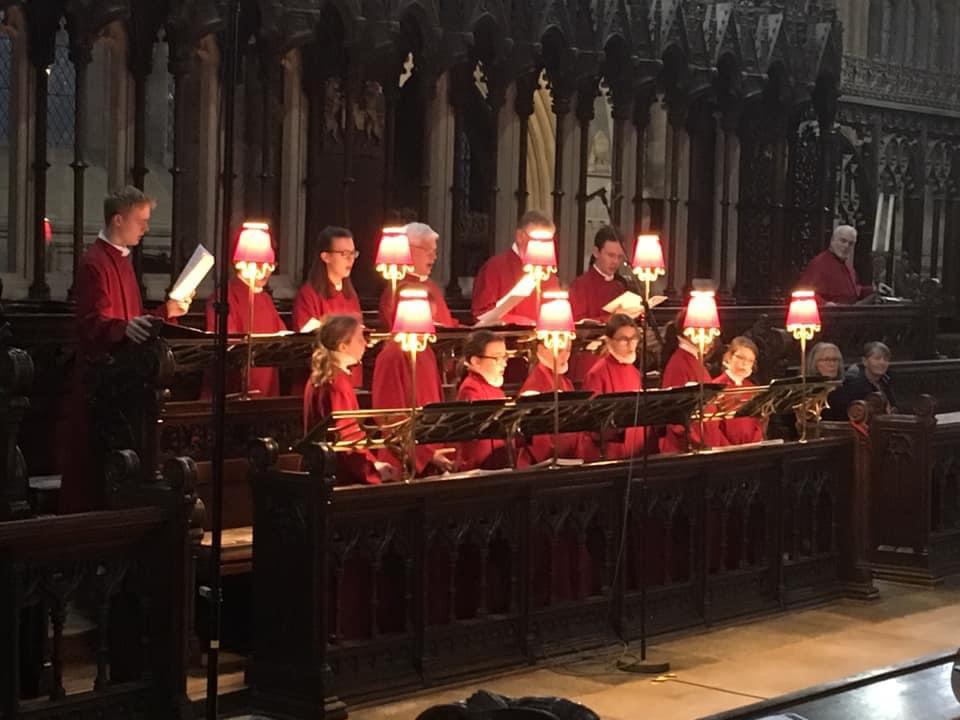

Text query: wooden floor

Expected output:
[189,578,960,719]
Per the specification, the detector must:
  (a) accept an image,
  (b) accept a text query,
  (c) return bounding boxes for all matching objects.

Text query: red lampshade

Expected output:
[536,291,575,334]
[392,288,435,335]
[632,233,665,273]
[43,217,53,245]
[233,221,275,265]
[376,226,413,267]
[524,237,558,269]
[786,290,821,330]
[684,290,720,332]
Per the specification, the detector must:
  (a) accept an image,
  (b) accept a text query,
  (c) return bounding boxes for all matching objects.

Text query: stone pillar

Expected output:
[67,34,93,298]
[425,71,455,290]
[276,48,307,296]
[495,81,520,253]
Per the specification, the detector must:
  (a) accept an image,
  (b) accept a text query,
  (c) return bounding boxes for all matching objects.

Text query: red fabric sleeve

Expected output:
[292,284,319,332]
[471,256,501,317]
[75,260,129,353]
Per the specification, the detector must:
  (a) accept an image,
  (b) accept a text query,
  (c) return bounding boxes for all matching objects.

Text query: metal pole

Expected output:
[552,347,560,467]
[207,0,240,715]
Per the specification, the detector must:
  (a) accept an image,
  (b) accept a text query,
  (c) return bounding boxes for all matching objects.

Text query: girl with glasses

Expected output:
[457,330,510,470]
[577,314,652,460]
[711,336,763,445]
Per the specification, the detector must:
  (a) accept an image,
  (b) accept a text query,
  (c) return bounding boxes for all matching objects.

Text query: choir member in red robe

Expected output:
[378,223,458,330]
[568,226,629,382]
[61,186,191,512]
[293,226,363,385]
[371,341,455,475]
[797,225,872,305]
[517,341,578,466]
[471,210,561,324]
[577,314,651,461]
[303,315,393,485]
[659,322,730,453]
[457,330,509,470]
[203,267,287,397]
[712,336,764,445]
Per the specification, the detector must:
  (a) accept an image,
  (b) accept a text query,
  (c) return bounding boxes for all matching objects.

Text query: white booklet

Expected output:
[169,244,215,301]
[475,273,537,326]
[602,291,667,318]
[300,317,323,333]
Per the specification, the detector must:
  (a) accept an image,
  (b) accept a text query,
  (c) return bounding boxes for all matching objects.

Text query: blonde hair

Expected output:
[309,314,361,387]
[806,341,843,378]
[723,336,759,366]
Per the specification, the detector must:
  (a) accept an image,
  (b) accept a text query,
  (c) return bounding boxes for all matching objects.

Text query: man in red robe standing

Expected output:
[797,225,873,304]
[568,226,628,382]
[378,223,458,329]
[471,210,560,324]
[62,186,191,512]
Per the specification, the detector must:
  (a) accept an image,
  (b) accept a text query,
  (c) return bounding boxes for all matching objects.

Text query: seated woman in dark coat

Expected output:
[822,341,896,420]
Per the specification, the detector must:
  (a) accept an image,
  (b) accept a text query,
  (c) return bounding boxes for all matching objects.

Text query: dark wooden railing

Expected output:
[247,436,867,715]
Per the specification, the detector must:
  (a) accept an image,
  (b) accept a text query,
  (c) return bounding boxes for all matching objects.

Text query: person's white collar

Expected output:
[724,369,745,386]
[332,351,357,372]
[98,230,130,257]
[409,271,429,282]
[592,264,615,282]
[679,337,699,357]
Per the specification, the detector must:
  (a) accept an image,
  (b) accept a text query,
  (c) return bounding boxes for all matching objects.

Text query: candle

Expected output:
[883,194,894,254]
[872,193,883,253]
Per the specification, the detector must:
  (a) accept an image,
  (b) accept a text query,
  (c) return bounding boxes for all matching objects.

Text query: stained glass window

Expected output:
[47,25,75,147]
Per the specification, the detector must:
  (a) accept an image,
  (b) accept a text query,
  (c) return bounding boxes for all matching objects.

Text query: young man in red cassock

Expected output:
[293,226,363,386]
[371,340,455,476]
[203,264,287,397]
[568,226,628,382]
[797,225,873,305]
[61,186,191,512]
[517,341,579,465]
[577,314,652,461]
[471,210,560,324]
[659,326,730,453]
[378,223,458,330]
[457,331,510,470]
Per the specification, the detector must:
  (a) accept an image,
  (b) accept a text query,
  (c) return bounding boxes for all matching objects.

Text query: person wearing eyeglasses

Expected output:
[294,226,363,384]
[471,210,561,324]
[577,314,652,461]
[457,330,510,470]
[711,336,763,445]
[378,223,458,330]
[659,314,730,454]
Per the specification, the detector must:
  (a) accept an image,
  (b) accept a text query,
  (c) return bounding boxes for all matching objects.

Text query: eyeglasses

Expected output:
[611,335,639,345]
[327,249,360,260]
[818,357,842,363]
[730,353,755,365]
[479,354,509,364]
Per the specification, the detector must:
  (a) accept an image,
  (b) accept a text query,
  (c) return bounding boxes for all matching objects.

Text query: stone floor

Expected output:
[208,578,960,720]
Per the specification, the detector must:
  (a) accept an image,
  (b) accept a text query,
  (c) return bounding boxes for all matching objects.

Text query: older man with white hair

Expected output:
[797,225,872,304]
[378,222,458,328]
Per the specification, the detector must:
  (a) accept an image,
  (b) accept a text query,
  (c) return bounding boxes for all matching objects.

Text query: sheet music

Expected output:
[475,273,537,325]
[300,317,322,333]
[168,244,214,301]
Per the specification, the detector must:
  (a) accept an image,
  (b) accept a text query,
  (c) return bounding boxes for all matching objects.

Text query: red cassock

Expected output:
[471,248,560,324]
[456,371,508,470]
[659,348,730,453]
[711,371,764,445]
[517,362,579,466]
[568,266,627,383]
[797,250,870,305]
[577,353,650,460]
[204,277,286,398]
[60,239,171,512]
[371,342,444,475]
[378,276,457,330]
[303,367,381,485]
[293,282,363,386]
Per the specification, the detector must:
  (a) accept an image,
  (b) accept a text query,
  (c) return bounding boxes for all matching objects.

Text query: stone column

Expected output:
[425,71,455,290]
[67,35,92,298]
[495,80,520,253]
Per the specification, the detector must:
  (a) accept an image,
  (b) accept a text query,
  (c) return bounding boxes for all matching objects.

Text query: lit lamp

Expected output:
[523,228,558,310]
[683,290,721,451]
[376,226,414,298]
[536,291,576,466]
[44,217,53,245]
[631,233,666,302]
[786,289,822,442]
[392,288,437,481]
[233,220,275,399]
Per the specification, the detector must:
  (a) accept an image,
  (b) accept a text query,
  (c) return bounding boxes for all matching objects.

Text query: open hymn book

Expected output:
[168,244,214,302]
[602,291,667,319]
[474,274,537,326]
